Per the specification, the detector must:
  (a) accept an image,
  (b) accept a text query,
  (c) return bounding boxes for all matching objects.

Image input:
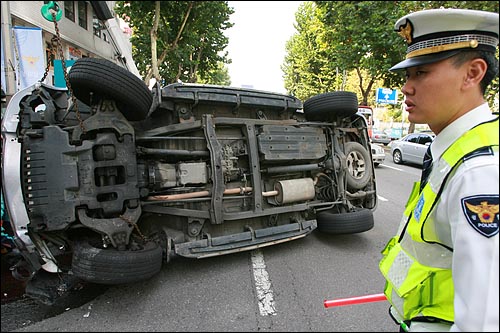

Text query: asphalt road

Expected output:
[1,147,423,332]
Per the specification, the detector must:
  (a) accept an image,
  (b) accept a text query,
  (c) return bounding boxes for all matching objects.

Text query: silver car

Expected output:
[371,130,392,145]
[390,132,435,166]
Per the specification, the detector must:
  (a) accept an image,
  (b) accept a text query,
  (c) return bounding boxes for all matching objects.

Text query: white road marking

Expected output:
[377,195,388,202]
[251,249,277,316]
[380,164,403,171]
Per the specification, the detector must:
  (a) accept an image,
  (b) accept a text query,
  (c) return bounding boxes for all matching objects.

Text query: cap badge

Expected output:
[397,20,413,44]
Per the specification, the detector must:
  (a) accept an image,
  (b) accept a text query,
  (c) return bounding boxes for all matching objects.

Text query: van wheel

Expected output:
[68,58,152,121]
[303,91,358,121]
[71,239,162,285]
[345,141,372,190]
[316,208,374,234]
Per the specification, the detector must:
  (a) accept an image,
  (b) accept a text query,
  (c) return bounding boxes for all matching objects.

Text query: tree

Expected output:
[283,1,405,103]
[114,1,234,85]
[312,1,418,105]
[282,2,331,100]
[284,1,499,120]
[197,61,231,86]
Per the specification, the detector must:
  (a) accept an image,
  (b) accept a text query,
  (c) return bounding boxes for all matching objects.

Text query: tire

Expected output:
[374,162,380,167]
[71,239,163,285]
[345,141,372,190]
[392,150,403,164]
[303,91,358,121]
[68,58,152,121]
[316,208,374,234]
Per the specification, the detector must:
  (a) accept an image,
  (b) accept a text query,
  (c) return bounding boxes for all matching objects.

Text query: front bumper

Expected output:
[2,85,41,251]
[372,153,385,164]
[2,83,70,273]
[371,144,386,165]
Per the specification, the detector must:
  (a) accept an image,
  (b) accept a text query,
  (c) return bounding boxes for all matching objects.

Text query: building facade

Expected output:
[1,1,136,100]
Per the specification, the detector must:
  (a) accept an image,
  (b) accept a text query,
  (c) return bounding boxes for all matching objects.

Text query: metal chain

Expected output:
[119,214,147,241]
[39,37,56,83]
[48,12,86,133]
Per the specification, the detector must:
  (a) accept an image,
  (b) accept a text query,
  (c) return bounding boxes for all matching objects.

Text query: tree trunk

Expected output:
[408,122,415,134]
[144,2,194,83]
[150,1,161,84]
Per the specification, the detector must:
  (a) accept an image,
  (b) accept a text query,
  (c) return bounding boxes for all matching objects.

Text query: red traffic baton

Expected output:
[324,293,387,308]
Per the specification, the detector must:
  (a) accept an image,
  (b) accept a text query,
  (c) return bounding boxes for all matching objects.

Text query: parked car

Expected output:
[1,58,377,304]
[370,143,385,167]
[371,130,391,145]
[390,132,435,166]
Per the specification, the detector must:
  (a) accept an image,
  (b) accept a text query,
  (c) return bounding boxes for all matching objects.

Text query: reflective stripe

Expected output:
[387,246,414,291]
[400,235,452,268]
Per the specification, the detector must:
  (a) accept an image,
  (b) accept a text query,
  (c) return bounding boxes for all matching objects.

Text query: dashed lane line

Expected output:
[251,249,277,316]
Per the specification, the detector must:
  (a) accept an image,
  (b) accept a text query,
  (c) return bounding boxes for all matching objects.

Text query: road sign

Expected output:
[376,88,398,105]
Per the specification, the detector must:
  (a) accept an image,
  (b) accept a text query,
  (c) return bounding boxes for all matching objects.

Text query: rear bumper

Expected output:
[175,219,317,258]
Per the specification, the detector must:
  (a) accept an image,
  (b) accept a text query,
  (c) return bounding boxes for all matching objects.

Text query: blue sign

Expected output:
[376,88,398,105]
[13,26,45,90]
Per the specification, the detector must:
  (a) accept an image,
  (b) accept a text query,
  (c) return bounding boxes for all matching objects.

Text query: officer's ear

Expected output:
[463,58,487,89]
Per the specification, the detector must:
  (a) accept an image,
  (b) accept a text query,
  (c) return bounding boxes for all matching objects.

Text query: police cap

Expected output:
[390,8,499,71]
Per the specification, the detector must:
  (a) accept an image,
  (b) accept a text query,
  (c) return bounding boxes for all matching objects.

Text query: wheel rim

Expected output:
[393,151,401,163]
[346,151,366,179]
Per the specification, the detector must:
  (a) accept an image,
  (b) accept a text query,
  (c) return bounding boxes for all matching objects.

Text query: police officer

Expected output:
[379,8,499,332]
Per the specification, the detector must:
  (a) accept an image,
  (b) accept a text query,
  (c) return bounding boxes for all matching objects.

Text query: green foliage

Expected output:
[197,61,231,86]
[284,1,499,110]
[282,2,332,100]
[114,1,234,85]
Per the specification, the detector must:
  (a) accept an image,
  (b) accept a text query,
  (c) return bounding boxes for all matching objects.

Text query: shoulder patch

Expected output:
[461,195,499,238]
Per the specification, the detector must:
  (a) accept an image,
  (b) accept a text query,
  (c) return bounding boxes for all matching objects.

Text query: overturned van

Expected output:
[2,58,377,302]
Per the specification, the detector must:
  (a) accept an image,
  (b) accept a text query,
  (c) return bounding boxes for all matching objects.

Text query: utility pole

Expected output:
[1,1,17,100]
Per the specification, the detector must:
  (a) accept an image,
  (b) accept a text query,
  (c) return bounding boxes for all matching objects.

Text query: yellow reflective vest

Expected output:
[379,117,499,323]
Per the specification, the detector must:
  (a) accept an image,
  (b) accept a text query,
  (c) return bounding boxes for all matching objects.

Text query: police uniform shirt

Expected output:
[425,103,499,332]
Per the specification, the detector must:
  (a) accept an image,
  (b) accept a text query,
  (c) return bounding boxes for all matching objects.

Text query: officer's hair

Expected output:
[451,50,498,94]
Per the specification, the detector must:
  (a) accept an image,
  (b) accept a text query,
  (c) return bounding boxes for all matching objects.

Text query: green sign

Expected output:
[53,59,75,88]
